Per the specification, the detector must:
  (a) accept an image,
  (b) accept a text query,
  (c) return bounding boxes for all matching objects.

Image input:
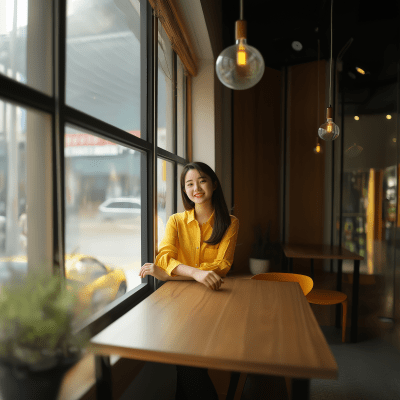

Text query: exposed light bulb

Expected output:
[356,67,366,75]
[313,137,323,154]
[354,116,359,120]
[318,107,339,141]
[237,44,247,65]
[314,143,322,154]
[386,115,392,120]
[216,19,265,90]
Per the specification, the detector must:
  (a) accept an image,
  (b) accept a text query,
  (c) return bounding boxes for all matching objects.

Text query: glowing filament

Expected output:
[326,123,333,133]
[316,144,321,153]
[237,46,246,66]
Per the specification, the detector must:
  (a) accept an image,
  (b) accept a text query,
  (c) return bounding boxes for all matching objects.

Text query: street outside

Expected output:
[65,207,167,292]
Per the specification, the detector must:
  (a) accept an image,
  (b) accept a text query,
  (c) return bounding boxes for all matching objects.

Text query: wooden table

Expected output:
[282,243,364,343]
[89,278,337,400]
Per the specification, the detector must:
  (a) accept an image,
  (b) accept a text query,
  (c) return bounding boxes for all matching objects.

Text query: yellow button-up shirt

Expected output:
[155,209,239,277]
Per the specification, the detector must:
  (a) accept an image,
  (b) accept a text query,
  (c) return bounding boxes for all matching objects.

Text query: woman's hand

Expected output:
[139,263,170,281]
[192,270,224,291]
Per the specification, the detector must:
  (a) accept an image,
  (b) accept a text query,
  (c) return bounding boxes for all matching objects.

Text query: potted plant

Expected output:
[0,269,89,400]
[249,221,281,275]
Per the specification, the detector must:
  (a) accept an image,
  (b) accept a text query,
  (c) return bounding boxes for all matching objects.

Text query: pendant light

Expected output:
[318,0,340,141]
[314,37,323,154]
[216,0,265,90]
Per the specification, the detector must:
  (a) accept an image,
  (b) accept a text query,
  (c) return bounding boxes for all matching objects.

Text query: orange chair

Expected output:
[251,272,314,295]
[251,272,348,343]
[306,289,348,343]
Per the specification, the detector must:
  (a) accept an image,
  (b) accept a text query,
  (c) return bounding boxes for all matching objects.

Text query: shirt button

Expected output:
[197,247,199,249]
[196,264,198,266]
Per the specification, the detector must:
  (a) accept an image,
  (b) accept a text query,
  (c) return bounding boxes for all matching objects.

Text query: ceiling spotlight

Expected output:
[386,115,392,120]
[356,67,366,75]
[354,116,359,120]
[292,41,303,51]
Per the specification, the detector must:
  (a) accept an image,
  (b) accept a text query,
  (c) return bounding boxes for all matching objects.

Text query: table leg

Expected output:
[226,372,240,400]
[95,356,113,400]
[289,257,293,273]
[335,259,343,328]
[351,259,360,343]
[310,259,314,281]
[291,378,310,400]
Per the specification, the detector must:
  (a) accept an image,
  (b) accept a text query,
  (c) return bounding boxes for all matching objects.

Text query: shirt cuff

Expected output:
[165,259,182,277]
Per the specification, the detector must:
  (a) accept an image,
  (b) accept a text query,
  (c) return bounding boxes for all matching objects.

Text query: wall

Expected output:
[286,60,327,271]
[233,66,282,273]
[191,59,215,169]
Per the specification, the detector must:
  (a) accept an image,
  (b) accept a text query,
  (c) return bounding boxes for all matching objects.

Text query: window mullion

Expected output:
[53,0,67,279]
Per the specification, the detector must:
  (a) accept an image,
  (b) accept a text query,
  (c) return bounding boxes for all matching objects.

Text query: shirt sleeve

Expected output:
[199,218,239,277]
[154,215,182,277]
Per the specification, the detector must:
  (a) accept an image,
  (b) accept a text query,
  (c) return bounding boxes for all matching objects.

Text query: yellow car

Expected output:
[0,254,127,314]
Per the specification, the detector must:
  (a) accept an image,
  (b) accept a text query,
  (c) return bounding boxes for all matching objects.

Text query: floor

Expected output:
[119,326,400,400]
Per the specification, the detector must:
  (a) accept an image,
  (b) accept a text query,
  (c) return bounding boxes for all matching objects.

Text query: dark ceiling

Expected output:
[221,0,400,114]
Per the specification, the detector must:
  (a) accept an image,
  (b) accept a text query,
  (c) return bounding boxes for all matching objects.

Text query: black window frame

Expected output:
[0,0,189,339]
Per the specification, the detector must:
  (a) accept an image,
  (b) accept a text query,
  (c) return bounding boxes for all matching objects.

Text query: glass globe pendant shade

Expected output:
[318,107,340,141]
[216,20,265,90]
[216,39,265,90]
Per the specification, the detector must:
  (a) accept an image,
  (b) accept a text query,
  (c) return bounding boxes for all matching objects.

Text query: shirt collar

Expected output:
[187,208,196,224]
[186,209,215,227]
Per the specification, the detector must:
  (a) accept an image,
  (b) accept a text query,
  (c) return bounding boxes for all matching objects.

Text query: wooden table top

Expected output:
[89,278,338,380]
[282,243,364,260]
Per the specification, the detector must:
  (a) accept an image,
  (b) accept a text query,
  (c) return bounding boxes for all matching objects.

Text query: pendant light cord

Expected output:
[240,0,244,20]
[329,0,333,108]
[317,38,320,132]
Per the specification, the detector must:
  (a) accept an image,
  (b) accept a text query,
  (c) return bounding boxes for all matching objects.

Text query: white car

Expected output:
[98,197,141,220]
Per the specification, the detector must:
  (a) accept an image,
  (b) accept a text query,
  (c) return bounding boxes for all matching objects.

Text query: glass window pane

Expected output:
[157,159,174,248]
[177,163,185,213]
[341,114,398,275]
[177,57,186,158]
[65,125,142,315]
[157,22,174,152]
[66,0,141,136]
[0,101,49,285]
[0,0,52,94]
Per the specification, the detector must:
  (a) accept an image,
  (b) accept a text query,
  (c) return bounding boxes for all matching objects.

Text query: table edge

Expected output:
[88,343,338,380]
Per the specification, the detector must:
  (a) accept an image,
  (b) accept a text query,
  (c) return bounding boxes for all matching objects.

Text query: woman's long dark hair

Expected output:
[180,162,231,245]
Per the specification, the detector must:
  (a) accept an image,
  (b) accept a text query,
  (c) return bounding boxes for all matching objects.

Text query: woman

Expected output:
[139,161,239,400]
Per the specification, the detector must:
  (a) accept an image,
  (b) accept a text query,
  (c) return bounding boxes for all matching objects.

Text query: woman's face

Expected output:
[184,169,216,206]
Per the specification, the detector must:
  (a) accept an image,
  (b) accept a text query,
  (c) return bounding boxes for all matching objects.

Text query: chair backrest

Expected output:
[251,273,313,296]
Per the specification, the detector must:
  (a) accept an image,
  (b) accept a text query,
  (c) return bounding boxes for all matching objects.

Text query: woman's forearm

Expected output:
[169,264,197,279]
[167,275,195,280]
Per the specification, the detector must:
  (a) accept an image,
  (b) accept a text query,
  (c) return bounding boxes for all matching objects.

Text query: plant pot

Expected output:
[0,357,78,400]
[249,258,271,275]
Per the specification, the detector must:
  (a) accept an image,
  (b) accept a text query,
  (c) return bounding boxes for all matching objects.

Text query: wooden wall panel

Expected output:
[288,60,326,270]
[233,67,281,273]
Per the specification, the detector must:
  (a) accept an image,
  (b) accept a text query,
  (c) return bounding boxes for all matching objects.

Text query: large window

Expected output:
[0,0,188,327]
[66,0,141,135]
[0,0,52,94]
[157,22,174,152]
